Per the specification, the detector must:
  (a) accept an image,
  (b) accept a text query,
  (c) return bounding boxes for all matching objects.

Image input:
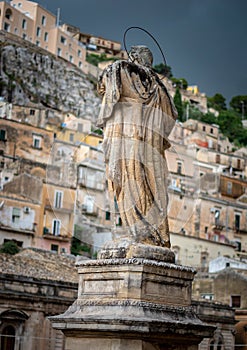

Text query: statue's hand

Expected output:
[97,83,106,96]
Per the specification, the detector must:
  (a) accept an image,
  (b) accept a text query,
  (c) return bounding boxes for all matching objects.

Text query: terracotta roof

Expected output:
[0,248,79,284]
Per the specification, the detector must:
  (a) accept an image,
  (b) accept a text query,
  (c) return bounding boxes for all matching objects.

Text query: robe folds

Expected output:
[97,60,177,248]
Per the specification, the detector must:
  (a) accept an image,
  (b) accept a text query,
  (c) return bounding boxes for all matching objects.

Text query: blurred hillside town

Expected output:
[0,1,247,349]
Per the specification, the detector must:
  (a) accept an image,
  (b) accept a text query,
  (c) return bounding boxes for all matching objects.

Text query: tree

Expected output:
[173,87,183,121]
[70,237,91,256]
[207,93,227,112]
[230,95,247,117]
[153,63,173,78]
[0,241,19,255]
[217,110,245,144]
[171,77,188,90]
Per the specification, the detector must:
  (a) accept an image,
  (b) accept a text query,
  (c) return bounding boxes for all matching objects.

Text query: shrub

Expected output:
[0,241,20,255]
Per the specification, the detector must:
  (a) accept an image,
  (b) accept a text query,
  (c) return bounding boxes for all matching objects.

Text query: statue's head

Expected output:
[129,45,153,67]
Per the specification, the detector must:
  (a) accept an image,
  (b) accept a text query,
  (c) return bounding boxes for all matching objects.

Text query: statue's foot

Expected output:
[97,236,175,263]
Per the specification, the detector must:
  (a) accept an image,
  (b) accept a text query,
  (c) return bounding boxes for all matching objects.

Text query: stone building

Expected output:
[0,118,54,166]
[0,173,42,248]
[193,301,236,349]
[0,116,78,253]
[167,119,247,258]
[193,266,247,349]
[0,248,78,350]
[0,247,237,350]
[0,0,87,71]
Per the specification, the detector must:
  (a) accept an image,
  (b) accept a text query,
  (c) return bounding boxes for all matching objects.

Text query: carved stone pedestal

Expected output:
[50,257,214,349]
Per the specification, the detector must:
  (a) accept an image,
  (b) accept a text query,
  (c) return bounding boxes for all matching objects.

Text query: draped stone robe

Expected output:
[97,60,177,248]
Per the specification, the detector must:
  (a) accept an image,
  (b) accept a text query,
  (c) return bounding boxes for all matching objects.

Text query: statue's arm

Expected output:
[97,73,106,96]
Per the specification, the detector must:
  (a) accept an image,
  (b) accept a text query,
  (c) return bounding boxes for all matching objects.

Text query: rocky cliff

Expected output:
[0,31,100,122]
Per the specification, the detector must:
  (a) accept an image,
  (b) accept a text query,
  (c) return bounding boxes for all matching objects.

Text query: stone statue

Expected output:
[97,46,177,257]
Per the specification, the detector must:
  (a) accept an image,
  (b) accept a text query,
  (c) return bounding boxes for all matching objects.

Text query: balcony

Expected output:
[234,227,247,235]
[44,199,74,214]
[43,227,70,242]
[0,224,34,237]
[81,204,98,217]
[211,221,225,231]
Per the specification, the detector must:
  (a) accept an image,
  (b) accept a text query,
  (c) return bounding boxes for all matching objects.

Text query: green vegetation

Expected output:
[153,62,247,147]
[171,77,188,90]
[0,241,20,255]
[92,127,103,135]
[184,93,247,147]
[153,63,173,78]
[86,53,117,67]
[173,87,183,121]
[230,95,247,117]
[70,236,91,256]
[207,93,227,111]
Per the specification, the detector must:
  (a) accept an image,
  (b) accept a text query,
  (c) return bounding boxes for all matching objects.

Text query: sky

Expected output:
[35,0,247,104]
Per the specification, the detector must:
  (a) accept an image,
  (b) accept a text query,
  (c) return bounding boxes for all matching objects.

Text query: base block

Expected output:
[50,258,214,349]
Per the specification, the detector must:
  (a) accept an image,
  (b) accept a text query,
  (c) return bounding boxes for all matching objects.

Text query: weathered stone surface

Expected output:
[98,239,175,262]
[0,33,100,120]
[0,248,78,283]
[50,258,215,349]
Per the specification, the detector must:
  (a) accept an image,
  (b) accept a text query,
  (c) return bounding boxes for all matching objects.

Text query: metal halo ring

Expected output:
[123,26,167,67]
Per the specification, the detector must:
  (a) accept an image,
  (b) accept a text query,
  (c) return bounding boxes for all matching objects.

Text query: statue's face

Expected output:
[129,46,153,67]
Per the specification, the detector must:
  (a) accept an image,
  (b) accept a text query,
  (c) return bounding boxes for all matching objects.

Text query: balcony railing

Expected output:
[43,228,70,242]
[45,199,74,213]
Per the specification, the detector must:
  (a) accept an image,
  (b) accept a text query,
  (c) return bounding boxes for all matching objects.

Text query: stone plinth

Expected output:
[50,258,215,349]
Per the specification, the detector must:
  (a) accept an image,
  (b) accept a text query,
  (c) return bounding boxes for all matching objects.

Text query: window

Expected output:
[52,219,61,236]
[32,135,42,149]
[30,109,35,115]
[5,8,12,20]
[41,15,46,26]
[69,133,74,142]
[12,207,21,223]
[36,40,40,46]
[177,161,182,174]
[0,129,6,141]
[215,209,220,225]
[235,214,241,231]
[69,55,73,63]
[22,33,27,40]
[202,126,206,132]
[227,181,232,195]
[78,61,82,68]
[209,340,214,350]
[78,123,83,132]
[231,295,241,308]
[36,26,41,37]
[54,190,63,208]
[78,49,82,57]
[201,252,208,271]
[4,22,10,32]
[216,154,220,163]
[57,47,62,56]
[201,293,214,301]
[60,36,66,45]
[22,19,27,30]
[210,127,214,134]
[1,325,15,350]
[51,244,59,252]
[117,216,122,226]
[84,195,94,213]
[44,32,48,42]
[105,211,111,220]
